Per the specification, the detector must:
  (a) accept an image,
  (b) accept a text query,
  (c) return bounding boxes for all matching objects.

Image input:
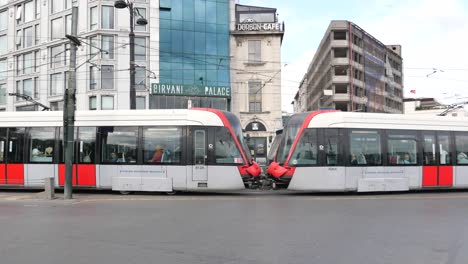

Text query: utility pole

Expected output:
[63,5,79,199]
[129,1,136,109]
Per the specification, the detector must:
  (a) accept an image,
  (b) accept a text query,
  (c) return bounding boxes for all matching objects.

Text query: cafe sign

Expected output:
[151,83,231,98]
[236,23,282,31]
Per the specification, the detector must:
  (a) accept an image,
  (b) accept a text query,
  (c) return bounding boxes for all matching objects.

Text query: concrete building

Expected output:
[294,20,403,113]
[230,4,284,165]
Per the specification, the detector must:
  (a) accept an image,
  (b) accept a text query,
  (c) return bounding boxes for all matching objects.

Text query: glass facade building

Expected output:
[154,0,231,110]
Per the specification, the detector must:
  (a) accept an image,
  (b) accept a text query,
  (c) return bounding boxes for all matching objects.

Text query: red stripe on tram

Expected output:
[6,164,24,185]
[438,166,453,186]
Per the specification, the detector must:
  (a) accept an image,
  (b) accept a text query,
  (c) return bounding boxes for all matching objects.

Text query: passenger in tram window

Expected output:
[32,145,43,156]
[110,152,119,162]
[440,148,448,165]
[350,154,358,165]
[45,147,53,157]
[401,153,413,164]
[457,152,468,164]
[151,145,166,163]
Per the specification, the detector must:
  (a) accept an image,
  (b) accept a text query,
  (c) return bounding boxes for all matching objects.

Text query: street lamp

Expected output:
[114,0,148,109]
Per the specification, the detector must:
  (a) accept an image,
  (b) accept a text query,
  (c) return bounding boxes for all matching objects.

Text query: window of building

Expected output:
[0,83,6,105]
[0,59,6,80]
[101,65,114,90]
[50,45,64,68]
[50,72,64,96]
[135,66,146,90]
[334,66,348,76]
[50,100,64,111]
[135,8,146,31]
[24,26,33,48]
[65,14,72,35]
[143,127,182,164]
[51,17,63,40]
[89,66,98,90]
[136,96,146,109]
[16,105,37,111]
[135,37,146,60]
[101,95,114,110]
[335,84,347,94]
[101,35,114,59]
[349,130,382,165]
[248,40,261,63]
[334,31,347,40]
[334,48,347,58]
[89,96,97,110]
[35,0,40,18]
[0,35,6,55]
[248,81,262,113]
[90,6,98,30]
[24,1,34,23]
[0,10,7,31]
[51,0,64,14]
[101,6,114,29]
[34,24,40,45]
[16,30,22,49]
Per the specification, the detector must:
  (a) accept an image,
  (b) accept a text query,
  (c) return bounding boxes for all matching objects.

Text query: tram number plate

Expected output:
[328,168,337,171]
[195,165,205,169]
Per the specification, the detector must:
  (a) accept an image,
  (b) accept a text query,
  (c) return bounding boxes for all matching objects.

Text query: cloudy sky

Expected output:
[238,0,468,112]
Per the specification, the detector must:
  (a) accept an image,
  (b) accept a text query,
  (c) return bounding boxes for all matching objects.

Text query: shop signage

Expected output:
[151,83,231,97]
[236,23,281,31]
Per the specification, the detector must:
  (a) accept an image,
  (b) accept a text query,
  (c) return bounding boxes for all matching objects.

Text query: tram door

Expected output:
[422,132,453,187]
[192,129,208,181]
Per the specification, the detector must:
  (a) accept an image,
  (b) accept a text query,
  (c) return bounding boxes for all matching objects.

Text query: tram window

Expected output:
[387,131,417,165]
[455,132,468,165]
[143,127,182,164]
[78,127,96,163]
[59,127,77,163]
[324,129,341,166]
[0,128,6,162]
[422,134,436,165]
[7,128,26,163]
[290,129,317,165]
[349,130,382,165]
[215,127,243,164]
[438,133,452,165]
[100,127,138,163]
[29,127,55,163]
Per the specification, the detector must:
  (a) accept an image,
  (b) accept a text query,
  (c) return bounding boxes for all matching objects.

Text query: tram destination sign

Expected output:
[151,83,231,98]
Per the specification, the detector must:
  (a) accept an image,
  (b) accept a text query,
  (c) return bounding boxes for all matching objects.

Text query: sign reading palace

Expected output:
[151,84,231,97]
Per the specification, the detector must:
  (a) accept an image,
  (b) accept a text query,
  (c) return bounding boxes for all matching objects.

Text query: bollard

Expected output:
[44,177,55,200]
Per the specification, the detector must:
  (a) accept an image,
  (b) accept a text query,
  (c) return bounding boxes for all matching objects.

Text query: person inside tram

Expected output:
[401,152,413,164]
[32,145,43,157]
[457,151,468,164]
[44,146,53,157]
[350,153,358,165]
[151,145,168,163]
[110,152,119,163]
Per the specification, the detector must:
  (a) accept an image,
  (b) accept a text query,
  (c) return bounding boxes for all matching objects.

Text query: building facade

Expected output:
[0,0,235,112]
[294,20,403,113]
[230,4,284,165]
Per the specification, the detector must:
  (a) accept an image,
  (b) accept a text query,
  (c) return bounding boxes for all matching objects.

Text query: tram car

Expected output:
[0,108,261,193]
[267,111,468,192]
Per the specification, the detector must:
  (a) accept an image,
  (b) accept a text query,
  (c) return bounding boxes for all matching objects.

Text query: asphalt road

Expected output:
[1,190,468,264]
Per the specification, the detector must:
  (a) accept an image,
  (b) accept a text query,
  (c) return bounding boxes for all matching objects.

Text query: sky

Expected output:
[238,0,468,113]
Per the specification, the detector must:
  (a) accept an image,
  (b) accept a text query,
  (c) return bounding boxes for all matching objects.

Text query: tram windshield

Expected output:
[276,113,309,164]
[224,111,252,163]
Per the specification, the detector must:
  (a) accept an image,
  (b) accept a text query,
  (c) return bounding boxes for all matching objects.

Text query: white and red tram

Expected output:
[267,111,468,192]
[0,108,260,193]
